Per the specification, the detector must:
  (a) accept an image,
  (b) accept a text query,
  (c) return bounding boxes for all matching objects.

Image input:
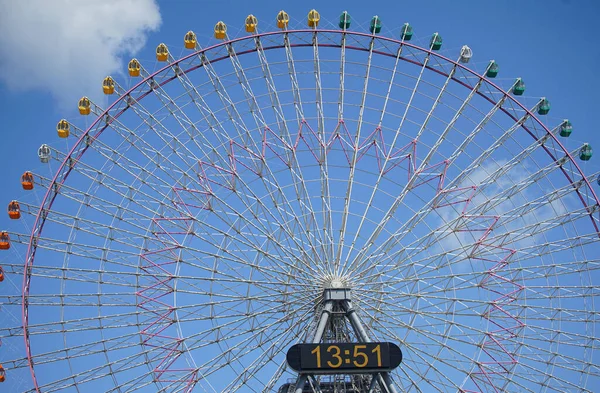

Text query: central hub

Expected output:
[323,286,351,302]
[321,274,351,290]
[329,278,344,288]
[319,274,352,302]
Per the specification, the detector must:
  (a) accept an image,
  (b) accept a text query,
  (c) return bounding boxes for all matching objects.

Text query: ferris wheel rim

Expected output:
[18,27,600,392]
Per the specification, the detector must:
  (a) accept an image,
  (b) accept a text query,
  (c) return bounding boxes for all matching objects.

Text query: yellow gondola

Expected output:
[78,97,91,115]
[128,59,141,77]
[214,22,227,40]
[184,31,197,49]
[277,10,289,29]
[156,43,169,62]
[245,15,257,33]
[103,76,115,95]
[57,119,70,138]
[308,9,320,28]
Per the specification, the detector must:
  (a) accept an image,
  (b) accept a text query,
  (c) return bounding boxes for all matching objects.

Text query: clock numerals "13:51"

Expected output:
[310,344,382,368]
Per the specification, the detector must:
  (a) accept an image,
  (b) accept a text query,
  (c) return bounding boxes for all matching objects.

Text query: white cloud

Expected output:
[434,160,574,271]
[0,0,161,109]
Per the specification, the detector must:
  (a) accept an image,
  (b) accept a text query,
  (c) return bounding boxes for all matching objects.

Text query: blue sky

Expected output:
[0,0,599,391]
[1,0,599,203]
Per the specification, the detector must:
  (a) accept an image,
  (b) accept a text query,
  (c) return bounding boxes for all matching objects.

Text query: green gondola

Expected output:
[401,23,413,40]
[430,32,442,50]
[513,78,525,96]
[339,11,351,29]
[580,143,593,161]
[538,98,551,115]
[370,16,381,33]
[486,61,499,78]
[559,120,572,137]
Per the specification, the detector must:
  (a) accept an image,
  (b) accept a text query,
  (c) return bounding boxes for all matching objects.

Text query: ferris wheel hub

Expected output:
[321,274,351,291]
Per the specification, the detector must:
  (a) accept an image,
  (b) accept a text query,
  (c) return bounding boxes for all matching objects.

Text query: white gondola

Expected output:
[38,144,51,163]
[459,45,473,63]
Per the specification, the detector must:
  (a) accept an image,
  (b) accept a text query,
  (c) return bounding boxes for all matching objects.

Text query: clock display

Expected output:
[286,342,402,374]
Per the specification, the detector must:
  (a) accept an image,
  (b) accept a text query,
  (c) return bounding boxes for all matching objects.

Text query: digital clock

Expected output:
[286,342,402,374]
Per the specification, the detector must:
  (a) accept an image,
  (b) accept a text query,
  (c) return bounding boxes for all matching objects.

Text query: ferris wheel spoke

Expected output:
[341,43,435,276]
[166,46,329,271]
[262,361,289,393]
[3,310,147,340]
[144,222,307,295]
[459,120,577,197]
[360,306,480,392]
[221,315,307,391]
[350,93,510,265]
[448,110,535,191]
[254,36,291,144]
[194,45,264,153]
[335,34,377,271]
[331,29,347,274]
[184,297,313,384]
[190,192,325,276]
[276,31,330,267]
[8,231,143,266]
[312,30,335,264]
[363,229,599,290]
[486,207,591,242]
[137,184,325,287]
[185,290,316,352]
[5,28,599,393]
[180,247,307,290]
[106,373,158,393]
[22,170,160,225]
[9,329,144,371]
[397,191,587,265]
[37,353,154,393]
[48,141,189,218]
[15,201,153,252]
[222,177,328,268]
[251,35,339,268]
[0,292,137,308]
[336,40,406,277]
[361,163,594,284]
[225,40,333,268]
[97,91,212,178]
[451,145,594,219]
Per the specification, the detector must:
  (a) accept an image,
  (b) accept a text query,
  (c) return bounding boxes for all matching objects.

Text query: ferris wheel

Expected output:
[0,9,599,393]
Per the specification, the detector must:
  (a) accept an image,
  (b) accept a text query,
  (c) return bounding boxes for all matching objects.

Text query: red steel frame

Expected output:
[20,29,600,392]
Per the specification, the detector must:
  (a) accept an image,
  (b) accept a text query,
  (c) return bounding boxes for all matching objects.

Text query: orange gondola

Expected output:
[0,266,4,282]
[0,232,10,251]
[0,364,5,382]
[8,201,20,220]
[21,171,34,190]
